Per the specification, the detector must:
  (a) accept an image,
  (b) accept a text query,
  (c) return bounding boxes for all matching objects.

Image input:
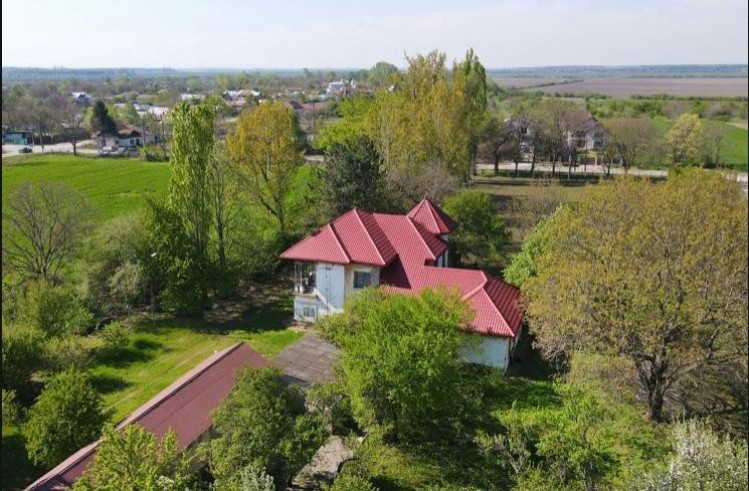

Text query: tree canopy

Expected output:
[523,170,748,424]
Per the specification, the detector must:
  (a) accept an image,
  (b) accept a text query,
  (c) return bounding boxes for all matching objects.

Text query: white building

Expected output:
[281,199,525,372]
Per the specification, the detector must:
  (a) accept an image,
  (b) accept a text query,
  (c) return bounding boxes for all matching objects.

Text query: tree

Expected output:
[319,288,470,442]
[503,207,563,288]
[603,116,658,171]
[702,122,729,169]
[322,135,385,217]
[533,99,588,176]
[212,465,275,491]
[665,113,702,165]
[16,279,93,337]
[442,190,508,270]
[73,425,196,491]
[1,323,47,399]
[523,171,748,422]
[24,369,107,468]
[636,420,748,491]
[3,181,95,282]
[51,95,85,156]
[89,100,117,136]
[208,141,241,273]
[209,367,324,486]
[454,48,489,175]
[367,61,399,87]
[228,102,304,235]
[478,114,512,174]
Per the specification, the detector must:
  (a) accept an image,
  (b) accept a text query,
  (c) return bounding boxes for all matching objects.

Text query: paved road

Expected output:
[476,162,748,183]
[2,141,98,158]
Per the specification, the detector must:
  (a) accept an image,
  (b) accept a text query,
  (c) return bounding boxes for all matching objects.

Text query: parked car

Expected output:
[19,146,33,153]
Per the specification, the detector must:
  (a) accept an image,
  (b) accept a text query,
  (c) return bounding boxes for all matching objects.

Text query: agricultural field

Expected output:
[521,77,749,98]
[2,155,170,222]
[491,77,579,89]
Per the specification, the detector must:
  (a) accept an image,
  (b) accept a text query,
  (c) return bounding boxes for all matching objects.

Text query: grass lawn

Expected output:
[1,154,169,222]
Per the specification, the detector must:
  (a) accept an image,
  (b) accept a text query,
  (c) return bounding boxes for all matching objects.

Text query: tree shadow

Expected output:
[93,338,164,369]
[2,429,42,491]
[88,373,131,394]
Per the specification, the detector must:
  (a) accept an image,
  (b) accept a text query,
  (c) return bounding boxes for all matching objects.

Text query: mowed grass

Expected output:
[1,154,169,221]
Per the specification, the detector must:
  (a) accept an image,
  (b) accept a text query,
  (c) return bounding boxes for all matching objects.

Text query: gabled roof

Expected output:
[281,209,397,267]
[407,198,458,235]
[26,343,268,491]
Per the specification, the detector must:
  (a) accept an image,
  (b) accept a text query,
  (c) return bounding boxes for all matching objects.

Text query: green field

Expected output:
[2,154,170,221]
[651,116,748,171]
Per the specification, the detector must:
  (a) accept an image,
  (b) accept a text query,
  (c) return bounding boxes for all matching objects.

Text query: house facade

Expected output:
[281,199,524,371]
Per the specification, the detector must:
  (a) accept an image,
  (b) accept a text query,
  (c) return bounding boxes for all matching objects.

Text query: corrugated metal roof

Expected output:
[26,343,269,491]
[407,198,458,235]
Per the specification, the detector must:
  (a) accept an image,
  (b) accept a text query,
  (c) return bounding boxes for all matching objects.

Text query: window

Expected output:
[294,262,316,294]
[302,305,317,319]
[353,271,372,289]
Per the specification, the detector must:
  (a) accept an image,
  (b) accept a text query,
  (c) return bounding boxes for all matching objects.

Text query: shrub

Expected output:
[2,389,21,427]
[99,322,131,353]
[46,335,92,372]
[1,323,47,398]
[24,369,108,468]
[16,280,94,337]
[327,473,379,491]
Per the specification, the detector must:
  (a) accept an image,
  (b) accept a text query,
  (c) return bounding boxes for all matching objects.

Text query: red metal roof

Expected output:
[280,209,397,266]
[26,343,269,491]
[407,198,458,235]
[281,201,523,338]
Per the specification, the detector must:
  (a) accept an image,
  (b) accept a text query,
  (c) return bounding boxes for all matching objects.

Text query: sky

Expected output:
[2,0,748,69]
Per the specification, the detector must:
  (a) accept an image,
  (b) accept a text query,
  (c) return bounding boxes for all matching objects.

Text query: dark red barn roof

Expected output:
[26,343,269,491]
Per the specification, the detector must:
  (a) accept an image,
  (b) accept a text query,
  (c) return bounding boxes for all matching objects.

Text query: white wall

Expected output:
[315,263,345,315]
[461,335,512,371]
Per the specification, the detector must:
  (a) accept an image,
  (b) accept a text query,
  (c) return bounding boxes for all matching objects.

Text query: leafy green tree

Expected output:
[442,190,508,270]
[209,367,325,486]
[321,287,470,442]
[1,323,47,399]
[603,116,658,171]
[16,280,93,337]
[523,171,748,422]
[73,425,196,491]
[367,61,399,87]
[636,420,748,491]
[228,101,304,235]
[212,465,275,491]
[322,135,385,216]
[24,369,107,468]
[2,389,21,427]
[665,113,702,165]
[89,100,117,135]
[208,141,241,273]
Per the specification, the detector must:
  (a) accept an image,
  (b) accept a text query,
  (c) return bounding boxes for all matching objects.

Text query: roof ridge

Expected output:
[483,276,516,335]
[406,217,437,260]
[353,209,386,265]
[117,342,244,428]
[327,223,352,263]
[463,271,488,299]
[423,200,441,234]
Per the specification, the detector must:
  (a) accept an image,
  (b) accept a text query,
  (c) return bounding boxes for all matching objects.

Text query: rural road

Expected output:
[2,141,98,159]
[476,162,748,185]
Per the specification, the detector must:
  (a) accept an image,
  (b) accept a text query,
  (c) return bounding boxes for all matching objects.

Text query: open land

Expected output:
[517,77,749,98]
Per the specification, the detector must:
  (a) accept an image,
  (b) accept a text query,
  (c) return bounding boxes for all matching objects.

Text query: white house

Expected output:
[567,117,606,152]
[70,91,91,105]
[280,199,525,372]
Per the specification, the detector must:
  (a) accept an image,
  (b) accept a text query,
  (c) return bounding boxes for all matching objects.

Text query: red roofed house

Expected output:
[280,198,524,371]
[26,343,269,491]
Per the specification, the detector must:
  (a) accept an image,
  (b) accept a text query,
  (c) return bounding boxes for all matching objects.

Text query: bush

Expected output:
[209,367,326,486]
[16,280,94,337]
[327,473,379,491]
[83,214,149,319]
[140,143,169,162]
[1,323,47,398]
[24,369,108,468]
[46,335,92,372]
[99,322,131,353]
[636,420,748,491]
[2,389,21,427]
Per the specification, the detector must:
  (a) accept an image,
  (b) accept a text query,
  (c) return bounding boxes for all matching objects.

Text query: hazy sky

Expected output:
[2,0,747,68]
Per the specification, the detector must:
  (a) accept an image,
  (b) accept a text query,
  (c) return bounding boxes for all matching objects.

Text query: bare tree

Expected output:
[208,141,240,272]
[605,117,657,172]
[478,114,512,175]
[3,182,94,282]
[51,96,85,156]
